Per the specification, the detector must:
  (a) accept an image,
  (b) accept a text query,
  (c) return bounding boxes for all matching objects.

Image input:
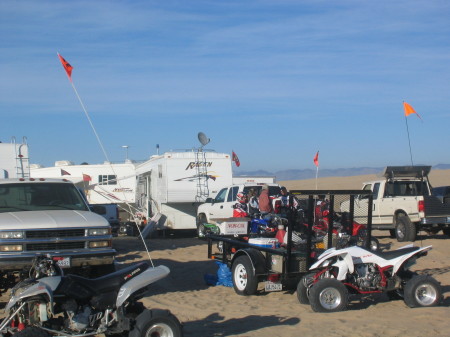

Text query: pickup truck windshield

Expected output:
[0,182,89,213]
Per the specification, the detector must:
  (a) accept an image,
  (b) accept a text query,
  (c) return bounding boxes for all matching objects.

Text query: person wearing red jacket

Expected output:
[233,191,249,217]
[258,184,273,216]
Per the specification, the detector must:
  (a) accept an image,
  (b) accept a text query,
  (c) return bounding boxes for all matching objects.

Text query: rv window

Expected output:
[214,188,227,203]
[98,175,117,185]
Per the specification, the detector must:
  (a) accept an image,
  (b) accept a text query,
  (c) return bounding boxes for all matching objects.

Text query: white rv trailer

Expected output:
[135,150,233,230]
[30,150,233,230]
[0,137,30,179]
[30,161,137,205]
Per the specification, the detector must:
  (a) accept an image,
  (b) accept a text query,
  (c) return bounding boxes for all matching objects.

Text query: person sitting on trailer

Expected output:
[233,191,249,217]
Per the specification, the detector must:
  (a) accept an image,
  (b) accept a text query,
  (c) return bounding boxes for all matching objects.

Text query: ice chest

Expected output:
[248,237,280,249]
[216,218,249,235]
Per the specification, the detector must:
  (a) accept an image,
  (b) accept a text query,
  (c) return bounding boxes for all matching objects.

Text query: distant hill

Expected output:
[234,164,450,182]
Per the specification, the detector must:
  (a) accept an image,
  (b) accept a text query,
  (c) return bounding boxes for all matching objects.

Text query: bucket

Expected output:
[248,237,279,249]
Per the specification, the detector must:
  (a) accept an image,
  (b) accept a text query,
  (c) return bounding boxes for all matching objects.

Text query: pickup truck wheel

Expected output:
[403,275,442,308]
[232,255,258,296]
[395,216,416,242]
[197,214,207,238]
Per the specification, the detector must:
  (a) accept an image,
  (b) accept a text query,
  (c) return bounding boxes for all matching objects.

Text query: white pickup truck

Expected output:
[196,183,281,227]
[341,166,450,242]
[0,178,116,290]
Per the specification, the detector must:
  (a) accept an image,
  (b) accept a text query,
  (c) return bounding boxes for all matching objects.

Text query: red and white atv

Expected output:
[298,244,442,312]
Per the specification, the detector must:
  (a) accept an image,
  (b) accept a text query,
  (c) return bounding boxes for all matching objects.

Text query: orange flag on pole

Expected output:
[58,53,73,82]
[403,102,422,120]
[313,151,319,167]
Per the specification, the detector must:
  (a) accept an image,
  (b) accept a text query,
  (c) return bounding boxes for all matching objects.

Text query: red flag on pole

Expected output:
[403,102,422,120]
[83,174,92,182]
[57,53,73,82]
[232,151,240,167]
[313,151,319,167]
[60,169,71,176]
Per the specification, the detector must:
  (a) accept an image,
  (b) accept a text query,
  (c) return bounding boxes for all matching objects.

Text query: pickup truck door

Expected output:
[207,188,228,221]
[355,183,381,224]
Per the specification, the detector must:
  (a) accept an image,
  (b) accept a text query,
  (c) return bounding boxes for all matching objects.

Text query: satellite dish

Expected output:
[198,132,210,146]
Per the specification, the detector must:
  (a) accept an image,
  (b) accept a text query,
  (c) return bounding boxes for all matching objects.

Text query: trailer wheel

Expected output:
[403,275,442,308]
[395,215,416,242]
[232,255,258,296]
[309,278,348,313]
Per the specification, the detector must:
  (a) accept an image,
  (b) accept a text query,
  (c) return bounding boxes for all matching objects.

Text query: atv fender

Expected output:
[310,250,355,278]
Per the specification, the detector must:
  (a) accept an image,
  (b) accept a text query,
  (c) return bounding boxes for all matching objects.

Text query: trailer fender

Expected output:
[231,248,267,275]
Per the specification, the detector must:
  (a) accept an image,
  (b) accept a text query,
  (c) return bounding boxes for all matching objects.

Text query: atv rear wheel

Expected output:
[297,273,314,304]
[129,309,183,337]
[309,278,348,312]
[403,275,441,308]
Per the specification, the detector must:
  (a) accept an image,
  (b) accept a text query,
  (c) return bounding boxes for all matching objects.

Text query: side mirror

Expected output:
[205,197,213,203]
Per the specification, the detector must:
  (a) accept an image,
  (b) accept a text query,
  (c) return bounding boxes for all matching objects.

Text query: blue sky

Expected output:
[1,0,449,172]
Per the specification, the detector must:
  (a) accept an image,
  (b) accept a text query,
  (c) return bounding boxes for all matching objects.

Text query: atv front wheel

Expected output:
[129,309,183,337]
[403,275,441,308]
[309,278,348,312]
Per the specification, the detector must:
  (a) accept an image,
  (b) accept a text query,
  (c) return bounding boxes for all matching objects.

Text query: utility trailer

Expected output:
[206,190,373,296]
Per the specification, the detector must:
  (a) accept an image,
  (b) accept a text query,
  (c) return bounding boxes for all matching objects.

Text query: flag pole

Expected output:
[315,165,319,190]
[70,81,110,163]
[404,115,414,166]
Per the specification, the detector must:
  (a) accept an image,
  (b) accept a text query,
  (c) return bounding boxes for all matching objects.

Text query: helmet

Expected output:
[236,191,247,203]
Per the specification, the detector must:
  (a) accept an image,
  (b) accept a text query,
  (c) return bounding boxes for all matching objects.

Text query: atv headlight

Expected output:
[88,228,110,236]
[0,231,24,239]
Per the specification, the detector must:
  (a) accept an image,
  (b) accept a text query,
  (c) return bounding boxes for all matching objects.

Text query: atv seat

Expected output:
[56,261,151,299]
[373,246,420,260]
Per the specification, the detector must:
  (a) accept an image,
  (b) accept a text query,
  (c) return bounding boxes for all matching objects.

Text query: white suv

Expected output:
[197,183,281,226]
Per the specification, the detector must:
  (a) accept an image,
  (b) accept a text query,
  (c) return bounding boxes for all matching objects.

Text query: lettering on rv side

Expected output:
[185,162,213,170]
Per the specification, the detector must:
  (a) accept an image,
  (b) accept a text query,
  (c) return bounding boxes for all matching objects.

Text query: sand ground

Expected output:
[112,230,449,337]
[0,231,448,337]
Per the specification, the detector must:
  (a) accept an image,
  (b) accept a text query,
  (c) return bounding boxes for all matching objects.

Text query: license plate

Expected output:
[264,281,282,292]
[56,257,71,268]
